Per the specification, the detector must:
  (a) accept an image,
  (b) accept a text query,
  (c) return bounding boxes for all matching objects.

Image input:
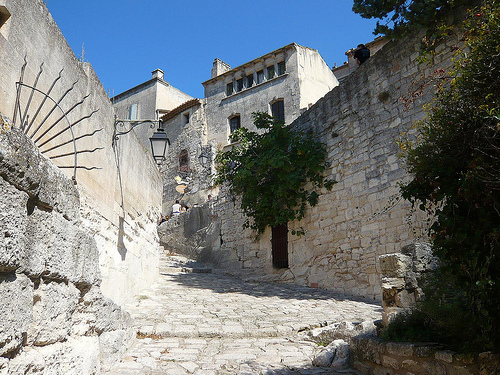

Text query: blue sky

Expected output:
[46,1,379,99]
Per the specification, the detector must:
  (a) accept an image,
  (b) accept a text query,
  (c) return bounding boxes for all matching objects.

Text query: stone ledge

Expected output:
[351,336,499,375]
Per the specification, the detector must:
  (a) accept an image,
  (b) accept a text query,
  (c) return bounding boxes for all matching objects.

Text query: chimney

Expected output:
[152,69,164,80]
[211,58,231,78]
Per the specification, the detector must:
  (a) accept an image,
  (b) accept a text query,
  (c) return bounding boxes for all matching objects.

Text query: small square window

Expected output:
[246,74,253,88]
[236,78,244,92]
[267,65,275,80]
[278,61,286,76]
[226,82,234,96]
[257,70,264,84]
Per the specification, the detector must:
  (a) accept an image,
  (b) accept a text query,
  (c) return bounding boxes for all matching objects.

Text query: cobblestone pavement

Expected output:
[105,254,383,374]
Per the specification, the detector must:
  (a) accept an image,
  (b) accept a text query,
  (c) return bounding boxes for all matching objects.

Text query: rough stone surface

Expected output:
[0,273,33,356]
[106,253,381,374]
[71,286,131,336]
[25,208,100,285]
[6,337,100,375]
[313,339,350,369]
[0,176,28,272]
[28,280,80,346]
[306,321,376,345]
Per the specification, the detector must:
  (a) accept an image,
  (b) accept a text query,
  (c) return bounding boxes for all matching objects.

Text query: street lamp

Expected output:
[150,127,170,164]
[113,116,170,164]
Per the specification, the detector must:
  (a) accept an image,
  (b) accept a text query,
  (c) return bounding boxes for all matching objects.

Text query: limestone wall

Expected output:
[210,31,461,300]
[0,0,163,304]
[0,121,132,373]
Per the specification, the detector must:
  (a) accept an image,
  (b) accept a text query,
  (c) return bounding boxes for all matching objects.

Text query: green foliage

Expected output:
[352,0,478,51]
[399,0,500,352]
[214,113,335,235]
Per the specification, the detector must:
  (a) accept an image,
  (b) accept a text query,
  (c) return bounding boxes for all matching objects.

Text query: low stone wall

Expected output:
[351,336,499,375]
[378,242,438,326]
[0,121,132,373]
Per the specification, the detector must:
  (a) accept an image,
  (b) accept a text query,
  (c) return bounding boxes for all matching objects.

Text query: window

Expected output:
[271,100,285,122]
[179,149,189,172]
[278,61,286,76]
[183,112,190,124]
[257,70,264,84]
[226,82,234,96]
[236,78,244,92]
[272,224,288,268]
[229,115,241,134]
[267,65,275,80]
[246,74,254,88]
[128,103,138,120]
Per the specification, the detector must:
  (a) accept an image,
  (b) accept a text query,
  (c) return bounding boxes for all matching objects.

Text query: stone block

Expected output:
[24,208,100,285]
[0,177,28,272]
[0,273,33,356]
[351,336,384,365]
[386,342,414,357]
[379,253,412,278]
[99,329,133,372]
[382,355,400,370]
[435,350,454,364]
[72,286,131,335]
[27,280,80,346]
[0,127,80,220]
[7,337,100,375]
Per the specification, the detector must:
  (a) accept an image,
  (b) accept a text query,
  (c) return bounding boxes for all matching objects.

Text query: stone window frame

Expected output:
[228,114,241,136]
[270,99,285,122]
[128,103,139,120]
[226,82,234,96]
[178,149,189,172]
[267,64,275,80]
[236,78,244,92]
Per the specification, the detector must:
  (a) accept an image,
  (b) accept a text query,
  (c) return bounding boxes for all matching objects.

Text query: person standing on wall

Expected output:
[354,44,370,65]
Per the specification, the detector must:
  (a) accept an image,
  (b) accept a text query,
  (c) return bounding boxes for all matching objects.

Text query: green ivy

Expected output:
[214,113,335,235]
[399,0,500,352]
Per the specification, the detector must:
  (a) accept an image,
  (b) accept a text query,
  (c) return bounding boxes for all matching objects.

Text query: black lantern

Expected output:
[149,126,170,164]
[198,151,209,168]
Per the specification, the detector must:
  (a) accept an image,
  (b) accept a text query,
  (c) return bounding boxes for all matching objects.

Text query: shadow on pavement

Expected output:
[166,270,382,309]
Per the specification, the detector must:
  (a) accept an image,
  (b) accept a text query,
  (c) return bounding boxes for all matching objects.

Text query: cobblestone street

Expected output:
[105,254,383,374]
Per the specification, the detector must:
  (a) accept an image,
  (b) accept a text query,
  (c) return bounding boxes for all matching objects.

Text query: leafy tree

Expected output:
[399,0,500,352]
[214,113,335,235]
[352,0,479,49]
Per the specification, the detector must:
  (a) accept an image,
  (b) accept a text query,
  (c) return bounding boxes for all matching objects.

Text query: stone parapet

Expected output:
[351,336,499,375]
[379,242,438,326]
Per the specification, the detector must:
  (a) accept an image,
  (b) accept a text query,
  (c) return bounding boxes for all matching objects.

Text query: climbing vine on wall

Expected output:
[214,113,336,235]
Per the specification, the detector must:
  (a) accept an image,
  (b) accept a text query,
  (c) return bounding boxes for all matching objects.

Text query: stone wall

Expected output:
[208,31,462,300]
[0,120,132,373]
[351,336,499,375]
[0,0,163,304]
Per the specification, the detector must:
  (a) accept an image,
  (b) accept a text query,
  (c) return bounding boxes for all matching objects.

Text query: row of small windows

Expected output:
[226,61,286,96]
[229,99,285,136]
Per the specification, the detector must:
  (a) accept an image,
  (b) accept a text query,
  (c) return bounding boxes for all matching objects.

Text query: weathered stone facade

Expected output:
[0,0,163,305]
[203,43,338,148]
[159,99,216,211]
[0,121,132,373]
[201,31,462,301]
[111,69,193,151]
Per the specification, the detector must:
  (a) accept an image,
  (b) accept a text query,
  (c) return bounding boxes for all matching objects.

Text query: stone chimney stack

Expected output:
[211,58,231,78]
[152,68,164,80]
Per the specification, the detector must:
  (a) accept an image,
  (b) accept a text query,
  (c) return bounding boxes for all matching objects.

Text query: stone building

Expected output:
[203,43,338,147]
[158,43,338,213]
[111,68,193,150]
